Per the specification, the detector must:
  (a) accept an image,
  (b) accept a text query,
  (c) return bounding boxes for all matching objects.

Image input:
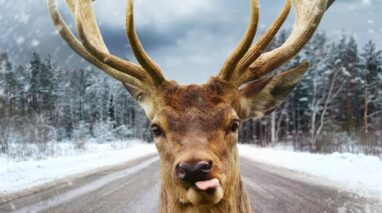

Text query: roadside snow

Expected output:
[0,142,157,197]
[2,142,381,201]
[239,145,382,197]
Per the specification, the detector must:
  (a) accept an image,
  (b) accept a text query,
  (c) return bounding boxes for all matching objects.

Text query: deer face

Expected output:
[148,79,240,205]
[49,0,332,209]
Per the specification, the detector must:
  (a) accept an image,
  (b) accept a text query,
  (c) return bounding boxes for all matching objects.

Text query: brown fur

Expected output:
[144,78,251,213]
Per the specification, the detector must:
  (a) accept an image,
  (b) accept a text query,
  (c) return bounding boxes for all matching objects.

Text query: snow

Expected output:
[0,142,157,197]
[2,142,382,202]
[239,145,382,198]
[299,97,308,102]
[16,36,25,45]
[31,39,40,47]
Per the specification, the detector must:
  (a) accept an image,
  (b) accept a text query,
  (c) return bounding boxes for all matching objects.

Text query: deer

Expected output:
[48,0,334,212]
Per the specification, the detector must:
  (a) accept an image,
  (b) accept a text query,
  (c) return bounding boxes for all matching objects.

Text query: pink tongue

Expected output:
[195,178,220,191]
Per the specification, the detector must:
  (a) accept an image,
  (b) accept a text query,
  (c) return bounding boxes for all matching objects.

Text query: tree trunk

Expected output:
[363,86,369,153]
[271,113,276,144]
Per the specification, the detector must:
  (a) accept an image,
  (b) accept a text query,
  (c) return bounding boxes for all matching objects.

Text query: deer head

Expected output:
[48,0,332,211]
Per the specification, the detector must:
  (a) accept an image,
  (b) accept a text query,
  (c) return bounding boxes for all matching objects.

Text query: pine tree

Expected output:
[360,40,382,150]
[0,52,14,104]
[0,52,14,152]
[28,53,56,116]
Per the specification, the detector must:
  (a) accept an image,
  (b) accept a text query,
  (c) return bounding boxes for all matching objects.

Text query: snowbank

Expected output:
[0,142,157,198]
[239,145,382,197]
[2,143,381,202]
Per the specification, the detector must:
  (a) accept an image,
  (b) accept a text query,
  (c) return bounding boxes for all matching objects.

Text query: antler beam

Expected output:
[218,0,332,86]
[238,0,330,85]
[48,0,166,89]
[48,0,146,88]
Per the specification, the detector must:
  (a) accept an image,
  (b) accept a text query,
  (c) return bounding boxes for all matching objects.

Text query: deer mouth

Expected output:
[195,178,220,191]
[186,178,224,206]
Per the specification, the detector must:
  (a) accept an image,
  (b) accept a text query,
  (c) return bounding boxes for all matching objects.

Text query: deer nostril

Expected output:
[176,163,187,180]
[198,161,212,173]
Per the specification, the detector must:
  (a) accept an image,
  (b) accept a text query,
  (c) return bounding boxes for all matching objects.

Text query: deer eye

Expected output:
[151,124,163,137]
[229,120,240,132]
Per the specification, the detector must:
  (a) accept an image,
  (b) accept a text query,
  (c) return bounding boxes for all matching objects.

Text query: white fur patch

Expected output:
[187,186,224,206]
[140,99,154,119]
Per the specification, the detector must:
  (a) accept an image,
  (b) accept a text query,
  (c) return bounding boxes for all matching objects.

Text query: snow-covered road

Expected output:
[0,143,157,201]
[239,145,382,198]
[1,143,382,208]
[1,156,381,213]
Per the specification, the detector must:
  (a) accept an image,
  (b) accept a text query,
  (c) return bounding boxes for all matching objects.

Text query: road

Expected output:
[0,155,381,213]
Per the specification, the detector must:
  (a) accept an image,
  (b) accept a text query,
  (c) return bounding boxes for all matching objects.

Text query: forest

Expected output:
[1,31,381,156]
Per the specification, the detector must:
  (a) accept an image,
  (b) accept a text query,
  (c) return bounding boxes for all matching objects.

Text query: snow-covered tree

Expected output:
[360,40,382,151]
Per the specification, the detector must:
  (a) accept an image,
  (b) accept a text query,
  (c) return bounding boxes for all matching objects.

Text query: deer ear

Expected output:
[237,62,309,120]
[123,83,155,119]
[123,83,143,101]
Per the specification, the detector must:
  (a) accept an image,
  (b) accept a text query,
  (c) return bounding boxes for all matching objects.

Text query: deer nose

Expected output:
[176,161,212,184]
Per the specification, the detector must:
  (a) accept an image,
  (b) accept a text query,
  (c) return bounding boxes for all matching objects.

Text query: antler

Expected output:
[219,0,332,86]
[219,0,259,81]
[48,0,166,89]
[49,0,333,90]
[126,0,166,86]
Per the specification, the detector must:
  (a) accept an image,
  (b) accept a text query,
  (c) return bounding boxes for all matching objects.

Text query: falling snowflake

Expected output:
[16,36,25,45]
[31,39,40,47]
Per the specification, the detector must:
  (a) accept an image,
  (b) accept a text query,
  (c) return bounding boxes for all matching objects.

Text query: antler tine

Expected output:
[238,0,330,85]
[233,0,291,84]
[73,0,156,84]
[65,0,108,53]
[218,0,259,81]
[48,0,144,88]
[126,0,166,86]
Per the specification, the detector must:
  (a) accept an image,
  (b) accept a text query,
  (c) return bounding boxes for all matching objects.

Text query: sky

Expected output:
[0,0,381,84]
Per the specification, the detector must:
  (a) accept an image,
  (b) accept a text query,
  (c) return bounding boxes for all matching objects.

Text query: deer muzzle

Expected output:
[175,160,224,205]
